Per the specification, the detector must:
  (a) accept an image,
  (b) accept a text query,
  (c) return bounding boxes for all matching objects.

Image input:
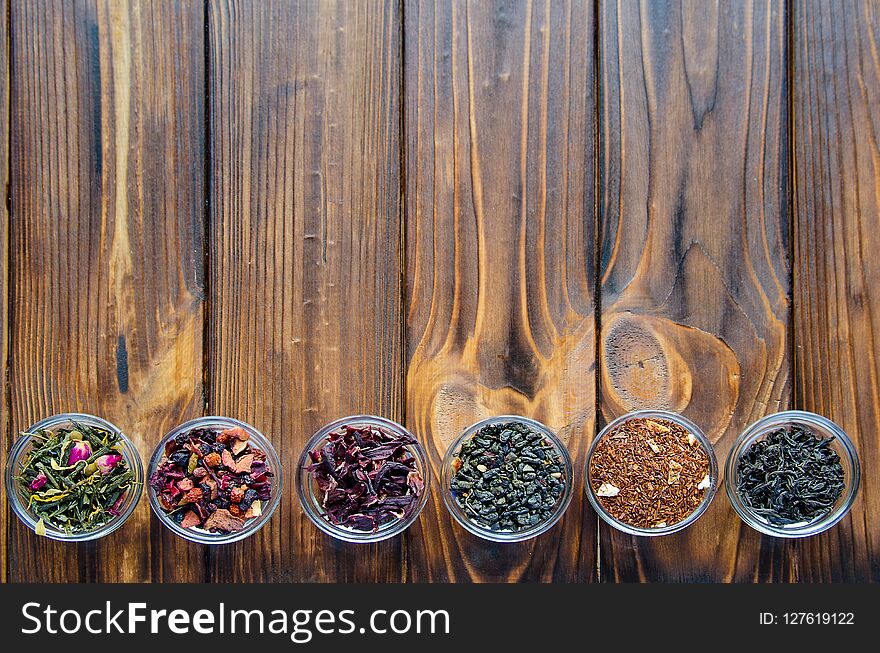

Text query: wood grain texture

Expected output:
[207,0,404,582]
[404,0,597,582]
[9,0,206,582]
[793,0,880,582]
[600,0,790,581]
[0,0,8,585]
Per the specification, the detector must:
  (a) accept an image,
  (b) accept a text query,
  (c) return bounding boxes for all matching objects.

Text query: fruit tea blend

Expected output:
[735,425,844,526]
[150,426,273,533]
[450,421,567,532]
[305,423,426,532]
[15,422,137,536]
[589,417,711,529]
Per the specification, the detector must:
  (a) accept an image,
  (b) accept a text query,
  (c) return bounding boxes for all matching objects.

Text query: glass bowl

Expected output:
[296,415,431,543]
[5,413,144,542]
[586,410,718,536]
[147,416,283,544]
[441,415,574,543]
[725,410,860,538]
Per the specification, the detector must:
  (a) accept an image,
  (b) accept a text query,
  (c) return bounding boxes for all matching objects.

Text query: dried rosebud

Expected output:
[67,440,92,465]
[203,452,222,468]
[95,453,122,475]
[107,493,126,516]
[29,472,48,491]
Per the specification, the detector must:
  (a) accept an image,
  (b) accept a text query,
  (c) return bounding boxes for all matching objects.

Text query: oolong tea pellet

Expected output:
[736,425,844,526]
[589,417,711,529]
[450,421,566,532]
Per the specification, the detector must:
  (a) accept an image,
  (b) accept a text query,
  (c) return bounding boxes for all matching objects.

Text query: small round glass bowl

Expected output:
[725,410,860,538]
[441,415,574,543]
[5,413,144,542]
[586,410,719,536]
[297,415,430,543]
[147,416,283,544]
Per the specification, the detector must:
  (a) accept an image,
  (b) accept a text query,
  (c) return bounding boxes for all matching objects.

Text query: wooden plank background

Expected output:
[1,0,877,582]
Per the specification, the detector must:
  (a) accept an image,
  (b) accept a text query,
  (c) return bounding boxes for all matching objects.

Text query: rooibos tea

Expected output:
[589,417,711,529]
[449,421,567,532]
[735,425,844,526]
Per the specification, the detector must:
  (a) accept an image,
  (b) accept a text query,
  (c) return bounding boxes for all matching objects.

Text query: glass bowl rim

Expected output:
[146,415,284,545]
[724,410,861,538]
[585,409,719,537]
[5,412,145,542]
[440,414,575,543]
[295,414,431,543]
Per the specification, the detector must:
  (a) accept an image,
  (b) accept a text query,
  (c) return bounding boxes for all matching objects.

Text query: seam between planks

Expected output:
[202,0,212,584]
[398,0,408,585]
[592,0,603,585]
[3,0,11,586]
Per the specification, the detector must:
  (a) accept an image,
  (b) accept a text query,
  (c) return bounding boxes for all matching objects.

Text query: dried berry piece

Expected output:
[149,425,274,534]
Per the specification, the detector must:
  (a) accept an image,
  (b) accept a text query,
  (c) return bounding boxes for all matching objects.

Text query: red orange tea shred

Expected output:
[589,418,710,529]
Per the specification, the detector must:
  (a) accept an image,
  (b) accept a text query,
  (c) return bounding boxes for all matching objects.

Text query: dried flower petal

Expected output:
[597,482,620,497]
[306,423,423,532]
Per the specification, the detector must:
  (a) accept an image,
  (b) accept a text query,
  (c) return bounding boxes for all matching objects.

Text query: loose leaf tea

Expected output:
[149,426,273,533]
[589,418,710,529]
[15,423,137,535]
[450,421,566,532]
[736,425,845,526]
[306,424,425,532]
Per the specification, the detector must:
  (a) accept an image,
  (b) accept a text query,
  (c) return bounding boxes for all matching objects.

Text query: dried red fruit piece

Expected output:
[230,486,246,504]
[204,508,245,532]
[204,452,222,468]
[180,510,201,529]
[150,425,274,534]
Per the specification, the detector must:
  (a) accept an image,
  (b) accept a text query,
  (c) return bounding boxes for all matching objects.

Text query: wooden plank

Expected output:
[599,0,790,581]
[207,0,403,582]
[0,0,8,585]
[9,0,206,582]
[404,0,597,582]
[792,0,880,582]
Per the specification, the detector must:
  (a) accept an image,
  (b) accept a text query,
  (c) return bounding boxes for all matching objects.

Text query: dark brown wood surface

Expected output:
[1,0,878,582]
[0,0,8,585]
[403,0,597,582]
[793,0,880,582]
[207,0,404,582]
[6,0,206,583]
[600,0,790,581]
